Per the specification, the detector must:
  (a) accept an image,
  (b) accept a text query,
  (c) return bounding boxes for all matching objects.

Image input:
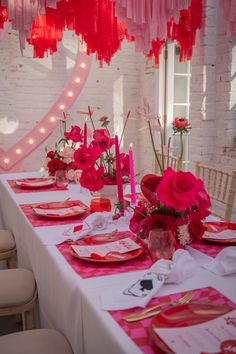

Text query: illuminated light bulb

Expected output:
[59,104,65,110]
[50,116,56,122]
[4,158,9,164]
[40,128,46,134]
[28,139,34,145]
[16,148,22,155]
[80,63,86,69]
[67,91,73,97]
[75,78,81,84]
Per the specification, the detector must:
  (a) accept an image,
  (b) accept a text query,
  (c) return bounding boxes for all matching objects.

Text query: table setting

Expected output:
[0,115,235,354]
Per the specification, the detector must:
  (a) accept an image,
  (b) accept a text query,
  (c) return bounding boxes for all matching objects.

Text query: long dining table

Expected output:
[0,171,235,354]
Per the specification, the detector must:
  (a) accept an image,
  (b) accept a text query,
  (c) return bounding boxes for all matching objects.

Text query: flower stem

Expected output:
[148,120,163,175]
[88,106,96,131]
[178,131,183,170]
[119,111,130,146]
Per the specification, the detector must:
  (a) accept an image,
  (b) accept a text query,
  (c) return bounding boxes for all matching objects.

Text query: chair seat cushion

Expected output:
[0,329,73,354]
[0,230,15,252]
[0,269,35,307]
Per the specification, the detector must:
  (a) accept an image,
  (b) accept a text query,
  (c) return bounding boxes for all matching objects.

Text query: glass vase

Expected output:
[148,228,176,262]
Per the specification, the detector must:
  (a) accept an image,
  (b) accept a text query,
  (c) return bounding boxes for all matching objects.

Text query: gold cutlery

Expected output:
[123,292,194,322]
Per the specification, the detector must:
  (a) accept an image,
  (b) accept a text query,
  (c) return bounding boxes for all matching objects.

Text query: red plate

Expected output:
[203,222,236,245]
[32,202,87,219]
[70,239,144,263]
[149,303,232,354]
[15,177,55,189]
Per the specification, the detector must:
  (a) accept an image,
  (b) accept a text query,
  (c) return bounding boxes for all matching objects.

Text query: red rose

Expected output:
[120,153,130,176]
[74,145,101,170]
[92,129,115,152]
[188,210,206,242]
[151,214,176,236]
[172,118,190,129]
[140,174,162,205]
[47,158,64,176]
[79,166,104,192]
[47,150,55,159]
[64,125,83,142]
[157,167,202,212]
[196,183,211,218]
[129,202,148,235]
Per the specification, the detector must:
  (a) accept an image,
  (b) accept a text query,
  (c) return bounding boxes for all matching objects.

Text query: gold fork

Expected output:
[123,291,194,322]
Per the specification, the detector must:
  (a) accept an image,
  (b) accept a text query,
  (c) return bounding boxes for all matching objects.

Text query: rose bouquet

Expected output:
[73,110,130,192]
[127,104,210,260]
[45,114,84,182]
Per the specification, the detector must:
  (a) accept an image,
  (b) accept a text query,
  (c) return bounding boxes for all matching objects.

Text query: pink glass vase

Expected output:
[148,228,176,262]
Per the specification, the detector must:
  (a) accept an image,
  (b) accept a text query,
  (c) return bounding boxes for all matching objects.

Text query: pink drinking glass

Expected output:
[55,170,69,190]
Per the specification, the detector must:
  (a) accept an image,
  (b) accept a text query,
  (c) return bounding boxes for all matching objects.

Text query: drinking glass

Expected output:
[148,228,175,262]
[90,198,112,213]
[55,170,69,189]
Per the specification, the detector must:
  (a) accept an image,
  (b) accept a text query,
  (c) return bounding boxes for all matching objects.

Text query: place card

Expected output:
[71,237,141,258]
[154,309,236,354]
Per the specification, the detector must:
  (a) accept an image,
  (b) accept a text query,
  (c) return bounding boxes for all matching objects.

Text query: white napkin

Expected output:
[101,249,197,310]
[65,211,132,242]
[186,246,236,276]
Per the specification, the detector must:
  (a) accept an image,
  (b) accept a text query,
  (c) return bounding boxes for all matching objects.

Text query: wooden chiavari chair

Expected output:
[195,161,236,221]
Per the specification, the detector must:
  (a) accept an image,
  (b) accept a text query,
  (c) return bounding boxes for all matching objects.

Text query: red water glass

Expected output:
[90,198,112,213]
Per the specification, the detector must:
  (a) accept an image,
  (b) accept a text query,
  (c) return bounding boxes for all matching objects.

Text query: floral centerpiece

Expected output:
[73,109,131,192]
[128,110,211,260]
[45,113,84,182]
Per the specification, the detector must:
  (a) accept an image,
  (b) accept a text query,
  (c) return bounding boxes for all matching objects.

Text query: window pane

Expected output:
[174,76,188,103]
[173,105,187,117]
[174,47,188,73]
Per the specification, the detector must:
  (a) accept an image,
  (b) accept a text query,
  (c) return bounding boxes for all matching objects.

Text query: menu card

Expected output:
[203,229,236,240]
[71,237,140,258]
[33,206,84,216]
[154,309,236,354]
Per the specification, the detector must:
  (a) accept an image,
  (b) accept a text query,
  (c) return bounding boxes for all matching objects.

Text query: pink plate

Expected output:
[149,303,232,354]
[203,222,236,245]
[15,177,55,189]
[70,239,144,263]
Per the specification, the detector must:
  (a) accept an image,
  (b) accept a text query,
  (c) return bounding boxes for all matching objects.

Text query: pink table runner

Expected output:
[109,286,236,354]
[57,231,153,279]
[190,242,227,257]
[19,200,90,227]
[7,179,68,193]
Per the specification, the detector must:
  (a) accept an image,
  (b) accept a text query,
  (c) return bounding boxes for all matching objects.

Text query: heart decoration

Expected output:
[0,40,92,172]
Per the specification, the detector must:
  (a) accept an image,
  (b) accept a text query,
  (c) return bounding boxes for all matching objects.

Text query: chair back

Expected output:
[155,153,182,174]
[195,161,236,221]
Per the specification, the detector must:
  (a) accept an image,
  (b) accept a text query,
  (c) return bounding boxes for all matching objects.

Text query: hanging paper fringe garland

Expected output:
[0,0,8,29]
[0,0,203,64]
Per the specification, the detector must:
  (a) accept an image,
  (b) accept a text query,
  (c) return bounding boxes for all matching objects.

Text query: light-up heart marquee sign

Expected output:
[0,41,92,172]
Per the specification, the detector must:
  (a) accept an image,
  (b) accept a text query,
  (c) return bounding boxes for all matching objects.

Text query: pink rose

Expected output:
[79,166,104,192]
[74,145,100,170]
[60,146,74,163]
[156,167,202,212]
[64,125,83,142]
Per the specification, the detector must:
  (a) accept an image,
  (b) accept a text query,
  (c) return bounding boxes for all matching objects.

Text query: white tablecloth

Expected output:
[0,172,236,354]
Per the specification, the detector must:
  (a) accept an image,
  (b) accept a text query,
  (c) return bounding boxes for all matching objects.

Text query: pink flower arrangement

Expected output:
[74,111,131,192]
[129,167,211,249]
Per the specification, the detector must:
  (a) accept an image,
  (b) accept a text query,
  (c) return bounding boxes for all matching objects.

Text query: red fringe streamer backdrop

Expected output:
[0,0,8,28]
[2,0,203,65]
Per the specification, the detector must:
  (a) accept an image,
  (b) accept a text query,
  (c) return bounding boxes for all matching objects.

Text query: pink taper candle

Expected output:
[129,143,136,204]
[115,135,124,208]
[83,120,87,147]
